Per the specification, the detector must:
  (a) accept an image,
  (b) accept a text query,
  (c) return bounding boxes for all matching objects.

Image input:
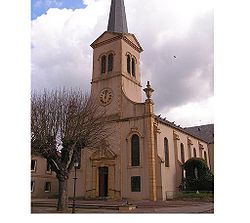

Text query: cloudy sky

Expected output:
[31,0,214,127]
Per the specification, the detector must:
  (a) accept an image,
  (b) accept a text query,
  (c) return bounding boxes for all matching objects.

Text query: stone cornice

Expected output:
[91,35,122,49]
[173,130,180,140]
[91,32,143,53]
[91,72,142,87]
[198,141,204,149]
[156,116,208,144]
[90,147,117,161]
[153,122,161,134]
[187,137,193,145]
[131,127,139,132]
[122,35,143,53]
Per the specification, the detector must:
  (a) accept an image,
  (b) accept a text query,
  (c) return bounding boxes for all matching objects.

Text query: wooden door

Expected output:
[99,167,108,197]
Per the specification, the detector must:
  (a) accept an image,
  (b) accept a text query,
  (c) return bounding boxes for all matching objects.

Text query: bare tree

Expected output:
[31,89,111,212]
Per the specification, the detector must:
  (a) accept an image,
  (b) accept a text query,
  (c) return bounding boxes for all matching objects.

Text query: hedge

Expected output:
[183,158,214,192]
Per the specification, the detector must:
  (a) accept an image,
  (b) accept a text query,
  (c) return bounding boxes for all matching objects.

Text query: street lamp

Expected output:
[72,159,79,213]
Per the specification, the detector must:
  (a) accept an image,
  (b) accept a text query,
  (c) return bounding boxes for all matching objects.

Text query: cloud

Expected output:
[31,0,213,125]
[162,96,214,127]
[31,3,107,91]
[143,12,214,112]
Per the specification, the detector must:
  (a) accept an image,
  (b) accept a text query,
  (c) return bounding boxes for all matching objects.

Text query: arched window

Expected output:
[180,143,185,163]
[194,167,199,179]
[127,55,131,74]
[204,151,208,165]
[131,134,140,166]
[132,58,136,77]
[101,55,106,74]
[108,54,113,72]
[164,138,170,167]
[193,148,197,158]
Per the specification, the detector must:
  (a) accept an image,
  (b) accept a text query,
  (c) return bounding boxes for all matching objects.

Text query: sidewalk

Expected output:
[31,199,214,213]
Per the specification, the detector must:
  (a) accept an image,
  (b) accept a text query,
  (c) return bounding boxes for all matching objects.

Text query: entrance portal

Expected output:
[99,167,108,197]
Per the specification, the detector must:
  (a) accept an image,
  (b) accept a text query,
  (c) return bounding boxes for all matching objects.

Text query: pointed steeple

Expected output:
[107,0,128,33]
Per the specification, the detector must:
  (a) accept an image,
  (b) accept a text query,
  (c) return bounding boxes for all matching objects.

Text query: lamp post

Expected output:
[72,160,79,213]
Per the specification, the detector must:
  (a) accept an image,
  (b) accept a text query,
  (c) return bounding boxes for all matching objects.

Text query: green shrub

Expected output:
[183,158,214,192]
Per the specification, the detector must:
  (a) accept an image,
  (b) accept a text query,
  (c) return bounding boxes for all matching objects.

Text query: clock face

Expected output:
[99,88,113,106]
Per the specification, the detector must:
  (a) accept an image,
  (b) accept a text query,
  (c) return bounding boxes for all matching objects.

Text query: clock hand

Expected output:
[104,91,107,100]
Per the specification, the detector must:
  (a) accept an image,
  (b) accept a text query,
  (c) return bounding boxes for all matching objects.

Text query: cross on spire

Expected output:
[107,0,128,33]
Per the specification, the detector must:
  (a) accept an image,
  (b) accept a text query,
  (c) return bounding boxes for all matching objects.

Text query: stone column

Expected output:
[143,81,157,201]
[92,165,97,198]
[173,131,182,192]
[108,164,115,198]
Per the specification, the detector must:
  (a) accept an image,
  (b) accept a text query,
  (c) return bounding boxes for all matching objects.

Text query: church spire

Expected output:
[107,0,128,33]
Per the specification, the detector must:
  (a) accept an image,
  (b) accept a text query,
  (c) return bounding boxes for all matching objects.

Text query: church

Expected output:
[31,0,211,201]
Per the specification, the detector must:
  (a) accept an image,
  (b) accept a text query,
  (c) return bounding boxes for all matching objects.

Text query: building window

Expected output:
[31,181,35,192]
[131,176,141,192]
[46,161,51,173]
[204,151,208,165]
[31,160,37,171]
[127,55,131,74]
[44,182,51,192]
[131,134,140,166]
[164,138,170,167]
[132,58,136,77]
[193,148,197,158]
[108,53,113,72]
[194,167,199,179]
[101,55,106,74]
[181,143,185,163]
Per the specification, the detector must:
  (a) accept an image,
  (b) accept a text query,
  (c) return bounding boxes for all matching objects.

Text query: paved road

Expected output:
[31,199,214,214]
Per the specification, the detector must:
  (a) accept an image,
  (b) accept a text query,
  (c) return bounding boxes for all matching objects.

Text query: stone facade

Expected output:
[31,155,58,198]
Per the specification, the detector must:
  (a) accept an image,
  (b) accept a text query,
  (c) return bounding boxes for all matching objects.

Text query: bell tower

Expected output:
[90,0,143,116]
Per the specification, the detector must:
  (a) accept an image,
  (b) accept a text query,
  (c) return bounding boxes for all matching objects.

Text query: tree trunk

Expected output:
[57,179,68,212]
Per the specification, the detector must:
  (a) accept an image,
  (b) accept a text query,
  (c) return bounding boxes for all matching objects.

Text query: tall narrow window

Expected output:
[181,143,185,163]
[31,181,34,192]
[131,176,141,192]
[44,182,51,192]
[132,58,136,77]
[131,134,140,166]
[46,161,51,173]
[164,138,170,167]
[101,55,106,74]
[127,55,131,74]
[108,53,113,72]
[194,167,199,179]
[204,151,208,165]
[31,160,37,171]
[193,148,197,158]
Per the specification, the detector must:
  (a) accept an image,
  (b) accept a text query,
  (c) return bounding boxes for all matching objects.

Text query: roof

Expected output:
[107,0,128,33]
[155,116,213,144]
[184,124,214,144]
